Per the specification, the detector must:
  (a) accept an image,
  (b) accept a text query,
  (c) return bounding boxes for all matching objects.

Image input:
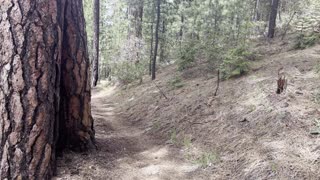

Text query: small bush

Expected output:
[182,136,192,148]
[168,76,184,89]
[196,151,219,168]
[315,64,320,74]
[111,60,147,85]
[220,47,252,79]
[169,129,178,145]
[310,119,320,135]
[312,90,320,104]
[293,33,320,50]
[177,40,199,71]
[204,45,223,71]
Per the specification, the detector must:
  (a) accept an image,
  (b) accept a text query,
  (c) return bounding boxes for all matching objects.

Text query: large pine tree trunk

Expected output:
[92,0,100,87]
[0,0,63,179]
[267,0,280,38]
[0,0,95,178]
[58,0,95,151]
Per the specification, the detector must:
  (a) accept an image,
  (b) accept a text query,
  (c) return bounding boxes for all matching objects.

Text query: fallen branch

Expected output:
[214,70,220,96]
[153,82,169,99]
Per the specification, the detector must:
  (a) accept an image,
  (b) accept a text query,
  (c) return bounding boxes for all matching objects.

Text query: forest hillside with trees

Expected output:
[1,0,320,179]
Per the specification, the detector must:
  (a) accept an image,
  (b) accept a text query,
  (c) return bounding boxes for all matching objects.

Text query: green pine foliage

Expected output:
[293,33,320,50]
[83,0,320,84]
[220,47,252,79]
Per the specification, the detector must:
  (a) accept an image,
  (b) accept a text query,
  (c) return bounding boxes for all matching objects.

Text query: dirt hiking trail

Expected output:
[55,45,320,180]
[54,86,199,180]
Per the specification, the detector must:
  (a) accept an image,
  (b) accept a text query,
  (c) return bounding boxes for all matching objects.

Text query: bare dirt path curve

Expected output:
[55,86,199,180]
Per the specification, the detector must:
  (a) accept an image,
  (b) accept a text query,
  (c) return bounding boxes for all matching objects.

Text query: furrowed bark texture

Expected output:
[59,0,95,151]
[0,0,95,178]
[0,0,62,179]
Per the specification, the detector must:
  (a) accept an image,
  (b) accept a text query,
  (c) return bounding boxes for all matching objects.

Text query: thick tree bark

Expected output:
[59,0,95,151]
[267,0,280,38]
[0,0,95,178]
[152,0,161,80]
[0,0,63,179]
[92,0,100,87]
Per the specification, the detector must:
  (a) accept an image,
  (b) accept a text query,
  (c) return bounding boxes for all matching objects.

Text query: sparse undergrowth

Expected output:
[293,33,320,50]
[220,46,253,79]
[177,40,199,71]
[168,76,184,89]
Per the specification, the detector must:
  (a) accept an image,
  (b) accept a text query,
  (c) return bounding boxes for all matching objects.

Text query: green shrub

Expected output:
[204,45,223,71]
[293,33,320,50]
[111,60,147,85]
[220,47,252,79]
[169,129,178,145]
[196,151,219,168]
[177,40,199,71]
[168,76,184,89]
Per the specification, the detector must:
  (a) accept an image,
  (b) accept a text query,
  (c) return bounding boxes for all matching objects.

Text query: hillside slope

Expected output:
[116,45,320,179]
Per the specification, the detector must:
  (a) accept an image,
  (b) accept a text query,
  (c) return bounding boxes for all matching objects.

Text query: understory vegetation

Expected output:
[84,0,320,84]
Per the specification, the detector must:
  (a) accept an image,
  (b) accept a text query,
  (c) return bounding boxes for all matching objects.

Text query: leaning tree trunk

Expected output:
[267,0,280,38]
[0,0,63,179]
[58,0,95,151]
[92,0,100,87]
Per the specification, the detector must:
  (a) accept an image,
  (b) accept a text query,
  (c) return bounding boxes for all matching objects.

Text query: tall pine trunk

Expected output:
[0,0,63,179]
[59,0,95,151]
[267,0,280,38]
[152,0,161,80]
[92,0,100,87]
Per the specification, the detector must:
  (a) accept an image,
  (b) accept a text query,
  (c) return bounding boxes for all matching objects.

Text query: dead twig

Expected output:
[214,70,220,96]
[153,82,169,99]
[281,12,297,40]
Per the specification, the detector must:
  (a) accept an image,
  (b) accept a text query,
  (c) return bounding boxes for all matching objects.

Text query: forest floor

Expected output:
[54,85,199,180]
[56,42,320,179]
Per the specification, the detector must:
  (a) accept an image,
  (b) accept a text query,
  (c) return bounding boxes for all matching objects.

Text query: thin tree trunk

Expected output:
[281,11,296,40]
[149,23,154,76]
[180,14,184,46]
[160,20,166,62]
[92,0,100,87]
[59,0,95,151]
[267,0,280,38]
[253,0,260,21]
[136,1,144,61]
[152,0,161,80]
[149,1,156,76]
[0,0,64,179]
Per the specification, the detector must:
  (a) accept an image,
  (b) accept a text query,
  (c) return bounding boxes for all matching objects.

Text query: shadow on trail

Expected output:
[55,86,199,180]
